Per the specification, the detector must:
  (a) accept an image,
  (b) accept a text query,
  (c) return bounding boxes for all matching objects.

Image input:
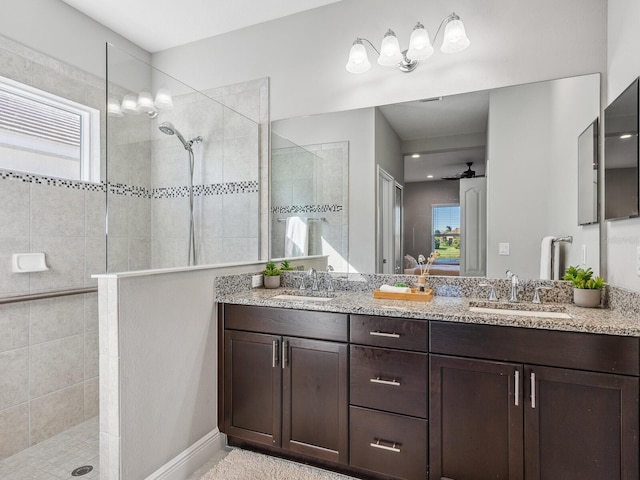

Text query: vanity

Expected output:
[216,279,640,480]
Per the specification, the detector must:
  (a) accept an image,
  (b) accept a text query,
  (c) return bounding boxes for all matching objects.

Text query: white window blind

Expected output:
[0,75,100,183]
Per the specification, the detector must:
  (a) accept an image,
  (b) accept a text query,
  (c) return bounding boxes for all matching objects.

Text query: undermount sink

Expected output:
[468,300,572,319]
[271,293,335,302]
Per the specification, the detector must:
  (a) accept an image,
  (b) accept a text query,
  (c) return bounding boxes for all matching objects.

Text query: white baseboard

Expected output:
[145,428,225,480]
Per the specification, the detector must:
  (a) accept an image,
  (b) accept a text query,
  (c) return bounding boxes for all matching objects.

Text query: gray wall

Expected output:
[486,75,600,279]
[374,108,404,185]
[403,180,459,261]
[605,0,640,291]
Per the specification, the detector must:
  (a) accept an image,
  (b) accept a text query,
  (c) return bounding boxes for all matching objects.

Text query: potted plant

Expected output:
[563,265,604,308]
[263,261,282,289]
[280,260,294,271]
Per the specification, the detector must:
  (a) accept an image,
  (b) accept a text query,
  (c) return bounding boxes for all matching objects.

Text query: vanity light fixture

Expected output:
[108,88,174,118]
[346,12,470,74]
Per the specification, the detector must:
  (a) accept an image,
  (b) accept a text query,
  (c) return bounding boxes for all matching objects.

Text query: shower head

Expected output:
[158,121,189,149]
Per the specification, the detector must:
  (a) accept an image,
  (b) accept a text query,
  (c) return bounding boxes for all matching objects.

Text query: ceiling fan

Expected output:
[442,162,477,180]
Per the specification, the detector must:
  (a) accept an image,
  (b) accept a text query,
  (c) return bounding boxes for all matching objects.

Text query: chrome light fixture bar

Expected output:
[346,12,470,74]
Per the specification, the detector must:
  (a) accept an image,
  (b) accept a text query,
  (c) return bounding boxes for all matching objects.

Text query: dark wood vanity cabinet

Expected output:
[219,304,348,464]
[430,321,640,480]
[349,315,428,480]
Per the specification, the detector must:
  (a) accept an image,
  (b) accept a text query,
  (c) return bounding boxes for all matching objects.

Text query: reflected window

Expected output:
[0,75,100,183]
[432,204,460,264]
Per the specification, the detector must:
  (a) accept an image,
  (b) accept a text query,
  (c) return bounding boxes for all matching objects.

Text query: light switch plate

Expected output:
[582,244,587,265]
[499,243,510,256]
[252,274,263,288]
[636,247,640,276]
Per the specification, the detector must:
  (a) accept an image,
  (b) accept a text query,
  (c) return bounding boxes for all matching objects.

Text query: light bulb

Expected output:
[378,29,403,66]
[137,91,155,113]
[345,39,371,74]
[154,88,174,109]
[441,13,470,53]
[121,94,140,115]
[407,22,434,60]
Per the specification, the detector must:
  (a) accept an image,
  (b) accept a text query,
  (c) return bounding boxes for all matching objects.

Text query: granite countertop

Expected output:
[217,288,640,337]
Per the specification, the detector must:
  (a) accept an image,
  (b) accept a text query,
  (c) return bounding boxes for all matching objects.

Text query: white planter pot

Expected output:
[264,275,281,289]
[573,288,601,308]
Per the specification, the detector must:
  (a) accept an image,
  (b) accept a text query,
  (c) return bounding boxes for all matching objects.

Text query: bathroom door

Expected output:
[377,167,403,274]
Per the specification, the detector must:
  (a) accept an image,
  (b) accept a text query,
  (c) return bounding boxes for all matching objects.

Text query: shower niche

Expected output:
[106,44,266,271]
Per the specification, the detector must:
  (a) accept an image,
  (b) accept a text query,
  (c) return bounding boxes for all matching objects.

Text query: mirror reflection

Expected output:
[272,73,600,279]
[604,77,639,221]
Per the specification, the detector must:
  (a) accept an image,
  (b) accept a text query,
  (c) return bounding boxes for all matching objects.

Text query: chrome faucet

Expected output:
[307,268,318,291]
[326,265,334,292]
[506,270,519,302]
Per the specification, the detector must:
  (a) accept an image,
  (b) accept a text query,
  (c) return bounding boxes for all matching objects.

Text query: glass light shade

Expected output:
[407,23,434,60]
[154,88,174,109]
[137,91,155,113]
[345,40,371,74]
[121,94,140,115]
[441,15,470,53]
[378,29,403,66]
[107,97,124,117]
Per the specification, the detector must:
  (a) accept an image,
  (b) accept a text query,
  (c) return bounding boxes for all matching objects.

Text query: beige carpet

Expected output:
[199,448,357,480]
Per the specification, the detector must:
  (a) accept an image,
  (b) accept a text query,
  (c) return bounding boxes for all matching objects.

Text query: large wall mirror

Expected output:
[271,73,601,279]
[604,77,639,221]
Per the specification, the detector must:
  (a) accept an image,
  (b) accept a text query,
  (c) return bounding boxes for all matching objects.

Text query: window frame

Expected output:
[0,74,100,183]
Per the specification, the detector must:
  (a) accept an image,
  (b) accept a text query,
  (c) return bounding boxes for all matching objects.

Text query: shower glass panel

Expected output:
[106,44,261,271]
[270,133,349,272]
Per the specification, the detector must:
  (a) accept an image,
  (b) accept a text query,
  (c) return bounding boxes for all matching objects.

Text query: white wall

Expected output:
[605,0,640,292]
[487,75,600,279]
[272,109,375,273]
[0,0,149,77]
[152,0,606,122]
[375,108,404,186]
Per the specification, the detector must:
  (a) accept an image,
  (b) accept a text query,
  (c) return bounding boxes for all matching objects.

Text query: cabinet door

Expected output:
[525,365,639,480]
[223,330,282,447]
[282,337,348,464]
[430,355,524,480]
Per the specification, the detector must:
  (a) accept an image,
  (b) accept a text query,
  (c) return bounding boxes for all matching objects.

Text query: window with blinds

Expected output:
[0,75,100,183]
[432,204,461,264]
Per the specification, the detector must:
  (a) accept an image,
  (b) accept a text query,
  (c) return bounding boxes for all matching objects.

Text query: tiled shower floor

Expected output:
[0,417,98,480]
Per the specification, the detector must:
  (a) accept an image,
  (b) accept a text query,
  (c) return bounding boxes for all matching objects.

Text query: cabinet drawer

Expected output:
[350,406,427,480]
[350,315,428,351]
[431,321,640,376]
[350,346,427,418]
[223,304,348,342]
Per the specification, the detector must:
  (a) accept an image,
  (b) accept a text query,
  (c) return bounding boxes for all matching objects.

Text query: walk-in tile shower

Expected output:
[0,34,266,476]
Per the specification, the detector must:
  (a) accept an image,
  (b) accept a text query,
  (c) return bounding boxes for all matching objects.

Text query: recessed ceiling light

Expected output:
[411,154,421,158]
[427,174,434,179]
[620,134,632,139]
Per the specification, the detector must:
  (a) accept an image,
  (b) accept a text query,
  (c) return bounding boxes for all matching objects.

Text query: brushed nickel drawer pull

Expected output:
[272,340,278,368]
[282,340,288,369]
[370,438,401,453]
[514,370,520,406]
[370,377,401,387]
[369,331,400,338]
[531,372,536,409]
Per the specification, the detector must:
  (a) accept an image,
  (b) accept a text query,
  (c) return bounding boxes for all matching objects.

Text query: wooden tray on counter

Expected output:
[373,288,434,302]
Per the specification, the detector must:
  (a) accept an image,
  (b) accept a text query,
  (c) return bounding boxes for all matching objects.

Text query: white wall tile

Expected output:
[84,330,99,379]
[30,384,84,445]
[0,403,29,461]
[30,295,84,345]
[31,184,85,237]
[29,236,85,291]
[0,180,30,237]
[0,347,29,410]
[0,302,29,353]
[30,334,84,398]
[0,237,30,295]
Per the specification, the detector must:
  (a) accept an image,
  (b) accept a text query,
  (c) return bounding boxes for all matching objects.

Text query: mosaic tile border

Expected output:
[0,170,258,198]
[271,204,343,214]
